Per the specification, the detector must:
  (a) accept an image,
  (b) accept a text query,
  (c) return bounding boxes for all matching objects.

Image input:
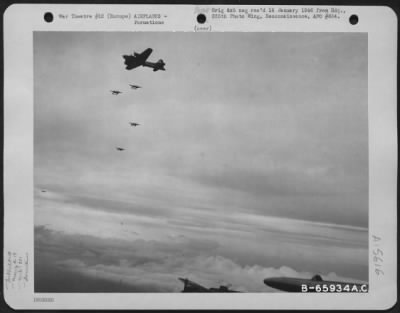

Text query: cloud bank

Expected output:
[35,225,367,292]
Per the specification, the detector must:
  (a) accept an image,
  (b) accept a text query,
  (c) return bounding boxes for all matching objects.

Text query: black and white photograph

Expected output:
[2,4,397,310]
[33,31,369,293]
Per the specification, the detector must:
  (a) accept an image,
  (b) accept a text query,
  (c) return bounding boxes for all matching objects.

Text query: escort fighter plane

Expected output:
[110,90,122,95]
[123,48,166,72]
[129,84,141,89]
[129,122,140,127]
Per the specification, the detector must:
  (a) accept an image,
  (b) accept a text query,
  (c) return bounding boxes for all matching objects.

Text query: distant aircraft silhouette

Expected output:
[130,122,140,127]
[178,278,240,293]
[129,84,141,89]
[123,48,166,72]
[41,190,47,193]
[111,90,122,95]
[116,147,125,151]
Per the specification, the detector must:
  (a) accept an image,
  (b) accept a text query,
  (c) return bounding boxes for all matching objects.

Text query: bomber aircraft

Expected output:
[116,147,125,151]
[123,48,166,72]
[264,274,368,293]
[130,122,140,127]
[178,277,240,293]
[110,90,122,95]
[129,84,141,89]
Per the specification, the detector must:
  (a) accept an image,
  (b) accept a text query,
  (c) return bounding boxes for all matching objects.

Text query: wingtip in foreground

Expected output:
[264,275,368,292]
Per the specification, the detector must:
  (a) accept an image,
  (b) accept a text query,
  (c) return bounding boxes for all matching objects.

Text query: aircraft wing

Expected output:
[139,48,153,61]
[264,276,368,292]
[123,48,153,70]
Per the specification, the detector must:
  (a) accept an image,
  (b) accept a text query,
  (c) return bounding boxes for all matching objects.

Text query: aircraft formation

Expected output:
[110,48,165,152]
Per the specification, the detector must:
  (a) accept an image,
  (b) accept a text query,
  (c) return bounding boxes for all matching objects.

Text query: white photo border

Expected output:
[3,4,397,310]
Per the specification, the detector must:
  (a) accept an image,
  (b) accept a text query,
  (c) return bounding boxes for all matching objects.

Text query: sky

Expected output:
[34,32,368,292]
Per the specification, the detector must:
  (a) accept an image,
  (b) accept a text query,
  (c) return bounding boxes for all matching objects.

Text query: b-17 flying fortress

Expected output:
[123,48,166,72]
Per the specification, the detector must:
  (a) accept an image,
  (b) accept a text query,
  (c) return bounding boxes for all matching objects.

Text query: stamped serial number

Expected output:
[301,284,368,293]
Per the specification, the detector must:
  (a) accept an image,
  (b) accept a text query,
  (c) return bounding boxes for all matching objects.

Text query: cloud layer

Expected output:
[35,226,367,292]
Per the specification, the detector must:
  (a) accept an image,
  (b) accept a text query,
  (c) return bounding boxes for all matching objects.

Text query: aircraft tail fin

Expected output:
[155,59,166,71]
[311,274,323,281]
